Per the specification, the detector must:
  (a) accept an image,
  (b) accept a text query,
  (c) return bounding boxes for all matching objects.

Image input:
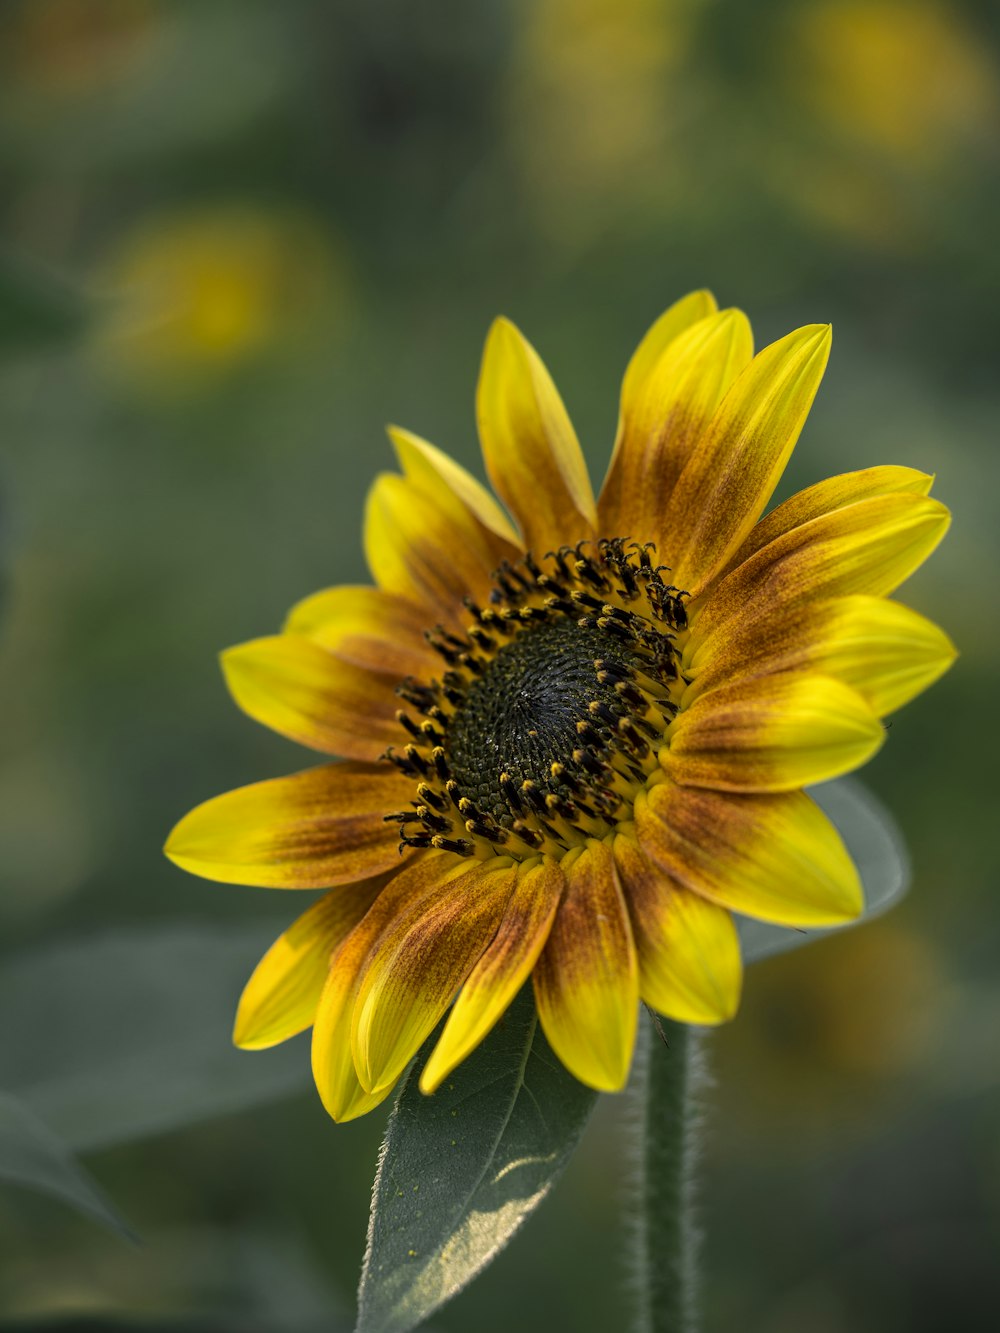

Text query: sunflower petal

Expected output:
[664,674,884,792]
[687,595,957,717]
[722,465,935,574]
[599,289,720,524]
[283,585,438,679]
[599,308,754,539]
[221,634,399,760]
[351,858,517,1094]
[635,784,862,927]
[420,858,564,1094]
[389,425,521,546]
[689,492,951,645]
[311,863,437,1123]
[234,876,387,1049]
[664,324,832,596]
[364,473,507,627]
[613,834,742,1023]
[164,761,412,888]
[618,291,719,400]
[532,840,638,1092]
[477,317,596,553]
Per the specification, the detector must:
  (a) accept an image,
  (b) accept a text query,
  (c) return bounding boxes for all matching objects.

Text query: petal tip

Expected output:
[786,321,833,359]
[718,986,742,1023]
[219,640,265,693]
[484,314,518,351]
[803,322,833,360]
[574,1056,632,1094]
[716,305,747,329]
[692,972,743,1026]
[162,811,199,870]
[232,1012,262,1051]
[417,1062,445,1096]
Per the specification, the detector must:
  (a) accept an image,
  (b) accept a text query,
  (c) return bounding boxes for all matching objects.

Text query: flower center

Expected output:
[446,619,636,821]
[383,539,688,863]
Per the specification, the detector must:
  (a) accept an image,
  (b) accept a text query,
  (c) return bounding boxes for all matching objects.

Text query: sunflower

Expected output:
[165,291,954,1122]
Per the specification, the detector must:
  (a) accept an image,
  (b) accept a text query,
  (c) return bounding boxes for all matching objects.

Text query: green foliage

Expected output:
[0,1092,132,1239]
[0,251,87,351]
[0,924,308,1152]
[356,985,598,1333]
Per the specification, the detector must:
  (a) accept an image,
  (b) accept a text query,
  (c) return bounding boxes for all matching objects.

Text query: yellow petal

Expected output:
[477,316,596,553]
[618,291,719,409]
[364,472,504,629]
[665,674,884,792]
[599,308,754,541]
[687,594,957,718]
[635,784,862,927]
[284,584,439,679]
[532,840,638,1092]
[234,876,387,1049]
[164,761,412,888]
[690,492,951,646]
[613,834,742,1023]
[420,858,564,1094]
[388,425,521,547]
[598,289,719,526]
[311,862,437,1123]
[664,324,833,596]
[221,634,399,760]
[351,858,517,1094]
[722,464,935,574]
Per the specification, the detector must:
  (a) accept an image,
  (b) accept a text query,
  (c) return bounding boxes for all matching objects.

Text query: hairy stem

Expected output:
[630,1016,706,1333]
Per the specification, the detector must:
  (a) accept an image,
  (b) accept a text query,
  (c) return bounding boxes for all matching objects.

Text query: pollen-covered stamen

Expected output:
[383,538,689,862]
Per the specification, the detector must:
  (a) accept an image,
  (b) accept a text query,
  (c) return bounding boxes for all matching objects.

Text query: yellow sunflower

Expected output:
[165,290,954,1122]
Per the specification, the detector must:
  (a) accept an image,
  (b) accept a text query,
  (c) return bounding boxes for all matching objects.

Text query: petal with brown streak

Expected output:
[477,317,597,553]
[532,840,639,1092]
[164,761,413,888]
[635,783,862,927]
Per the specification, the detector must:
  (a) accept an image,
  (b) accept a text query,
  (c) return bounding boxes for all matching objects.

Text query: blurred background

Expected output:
[0,1,997,1330]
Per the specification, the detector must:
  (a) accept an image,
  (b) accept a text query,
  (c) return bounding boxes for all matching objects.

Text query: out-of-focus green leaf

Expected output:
[0,1091,133,1238]
[737,777,909,965]
[0,251,88,350]
[3,8,292,172]
[0,924,309,1152]
[0,1224,359,1330]
[0,1321,258,1332]
[356,985,598,1333]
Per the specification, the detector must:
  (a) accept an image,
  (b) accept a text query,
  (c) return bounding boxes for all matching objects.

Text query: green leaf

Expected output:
[0,1091,134,1239]
[0,924,309,1152]
[0,250,88,351]
[356,985,598,1333]
[737,776,909,965]
[0,1321,270,1332]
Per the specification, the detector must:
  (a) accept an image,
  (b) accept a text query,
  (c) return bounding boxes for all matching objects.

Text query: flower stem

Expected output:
[631,1016,705,1333]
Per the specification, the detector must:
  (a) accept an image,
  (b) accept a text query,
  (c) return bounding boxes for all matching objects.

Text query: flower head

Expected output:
[165,291,954,1121]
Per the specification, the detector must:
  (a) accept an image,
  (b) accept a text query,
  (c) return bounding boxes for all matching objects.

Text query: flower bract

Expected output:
[165,291,954,1121]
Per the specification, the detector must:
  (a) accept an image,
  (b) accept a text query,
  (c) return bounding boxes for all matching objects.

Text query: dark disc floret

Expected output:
[383,539,688,861]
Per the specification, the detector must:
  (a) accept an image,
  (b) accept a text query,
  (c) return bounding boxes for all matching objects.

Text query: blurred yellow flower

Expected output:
[91,206,346,393]
[765,1,1000,248]
[507,0,694,237]
[716,918,946,1128]
[790,1,998,166]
